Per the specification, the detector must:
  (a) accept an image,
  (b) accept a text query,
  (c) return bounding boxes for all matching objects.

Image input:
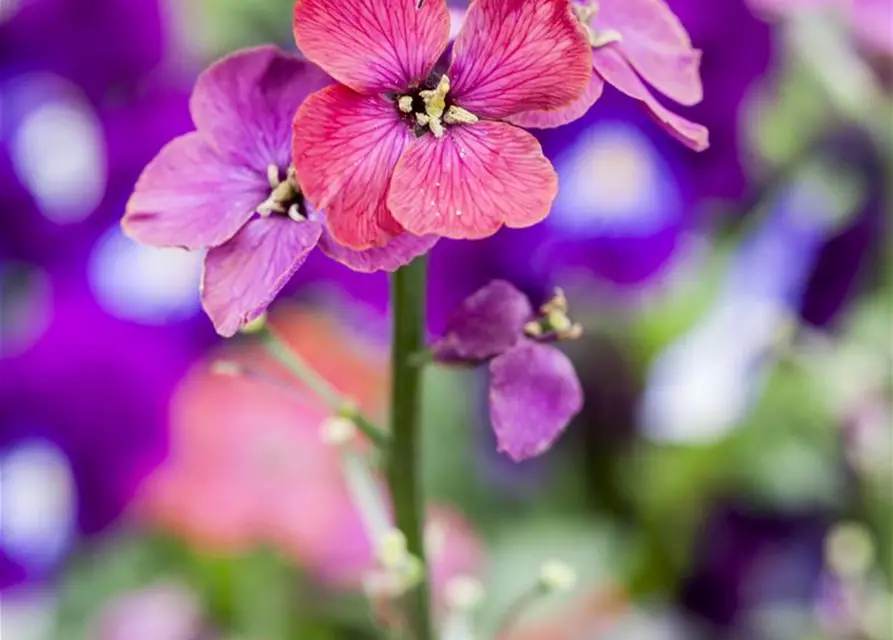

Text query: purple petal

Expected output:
[316,223,437,273]
[489,341,583,462]
[122,132,267,250]
[190,45,331,170]
[434,280,533,363]
[201,217,322,337]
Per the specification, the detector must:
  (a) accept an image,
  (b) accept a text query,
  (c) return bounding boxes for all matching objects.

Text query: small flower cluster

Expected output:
[123,0,707,337]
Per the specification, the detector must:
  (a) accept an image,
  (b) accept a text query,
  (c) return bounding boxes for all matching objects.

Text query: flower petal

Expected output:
[506,72,605,129]
[317,226,438,273]
[387,121,557,239]
[190,45,331,169]
[593,47,709,152]
[489,341,583,462]
[293,0,450,94]
[201,217,322,337]
[433,280,533,362]
[449,0,592,120]
[293,86,412,249]
[123,133,266,250]
[593,0,703,106]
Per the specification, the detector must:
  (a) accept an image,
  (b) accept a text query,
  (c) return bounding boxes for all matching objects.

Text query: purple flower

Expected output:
[122,46,436,337]
[433,281,584,462]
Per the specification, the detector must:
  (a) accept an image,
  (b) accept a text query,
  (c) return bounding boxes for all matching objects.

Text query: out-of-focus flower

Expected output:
[747,0,893,56]
[292,0,592,246]
[640,160,864,443]
[434,281,584,462]
[138,307,483,594]
[512,0,707,151]
[92,581,212,640]
[123,46,434,337]
[0,271,207,588]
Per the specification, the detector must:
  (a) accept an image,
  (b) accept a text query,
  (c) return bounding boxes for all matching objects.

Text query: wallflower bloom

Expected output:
[513,0,709,151]
[434,281,584,461]
[292,0,593,248]
[122,46,435,337]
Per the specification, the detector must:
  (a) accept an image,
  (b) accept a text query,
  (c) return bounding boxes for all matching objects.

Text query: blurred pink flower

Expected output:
[292,0,593,248]
[748,0,893,56]
[94,582,210,640]
[512,0,709,151]
[122,45,434,337]
[137,307,483,593]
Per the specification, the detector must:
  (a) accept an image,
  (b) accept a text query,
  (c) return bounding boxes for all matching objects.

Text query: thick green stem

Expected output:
[387,257,432,640]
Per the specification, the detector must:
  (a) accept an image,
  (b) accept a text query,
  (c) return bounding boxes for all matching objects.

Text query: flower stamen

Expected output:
[572,1,622,48]
[397,75,478,138]
[524,288,584,341]
[258,165,304,219]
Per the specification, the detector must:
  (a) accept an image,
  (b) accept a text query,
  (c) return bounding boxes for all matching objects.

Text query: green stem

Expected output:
[387,257,432,640]
[257,326,390,449]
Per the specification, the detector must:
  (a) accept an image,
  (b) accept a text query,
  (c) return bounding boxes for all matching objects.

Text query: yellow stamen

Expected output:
[443,105,478,125]
[397,95,414,113]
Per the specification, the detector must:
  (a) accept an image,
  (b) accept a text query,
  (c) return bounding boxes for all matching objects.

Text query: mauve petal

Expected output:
[434,280,533,362]
[293,85,412,249]
[191,46,331,169]
[317,226,438,273]
[506,72,605,129]
[593,47,709,152]
[293,0,450,94]
[201,217,322,337]
[449,0,593,120]
[593,0,703,106]
[387,121,557,239]
[489,341,583,462]
[123,133,265,250]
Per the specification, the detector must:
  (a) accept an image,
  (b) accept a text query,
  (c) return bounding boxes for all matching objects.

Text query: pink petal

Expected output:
[293,0,450,94]
[123,133,265,250]
[201,217,322,337]
[293,85,412,249]
[593,47,709,152]
[489,341,583,462]
[387,121,558,239]
[506,72,605,129]
[433,280,533,362]
[449,0,593,120]
[594,0,703,106]
[317,226,437,273]
[190,45,331,169]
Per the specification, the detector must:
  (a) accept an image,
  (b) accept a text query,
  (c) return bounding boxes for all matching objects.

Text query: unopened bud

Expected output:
[240,313,267,334]
[539,560,577,593]
[320,416,357,446]
[377,529,409,570]
[445,576,485,612]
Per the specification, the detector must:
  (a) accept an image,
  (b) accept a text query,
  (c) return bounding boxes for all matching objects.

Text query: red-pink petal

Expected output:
[387,121,558,239]
[123,133,265,250]
[293,0,450,94]
[594,0,703,106]
[506,72,605,129]
[201,217,322,337]
[293,86,412,249]
[317,227,438,273]
[449,0,593,120]
[593,47,709,152]
[190,45,331,169]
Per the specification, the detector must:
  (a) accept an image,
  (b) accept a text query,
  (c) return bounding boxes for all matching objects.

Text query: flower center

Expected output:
[259,165,306,221]
[524,288,583,342]
[573,1,622,48]
[396,75,478,139]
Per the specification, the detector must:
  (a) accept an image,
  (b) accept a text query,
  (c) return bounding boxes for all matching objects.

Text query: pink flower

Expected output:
[513,0,709,151]
[748,0,893,57]
[137,307,483,593]
[122,46,435,337]
[292,0,593,249]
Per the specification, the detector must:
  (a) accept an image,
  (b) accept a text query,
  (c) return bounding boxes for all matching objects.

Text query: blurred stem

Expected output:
[388,257,432,640]
[257,326,390,449]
